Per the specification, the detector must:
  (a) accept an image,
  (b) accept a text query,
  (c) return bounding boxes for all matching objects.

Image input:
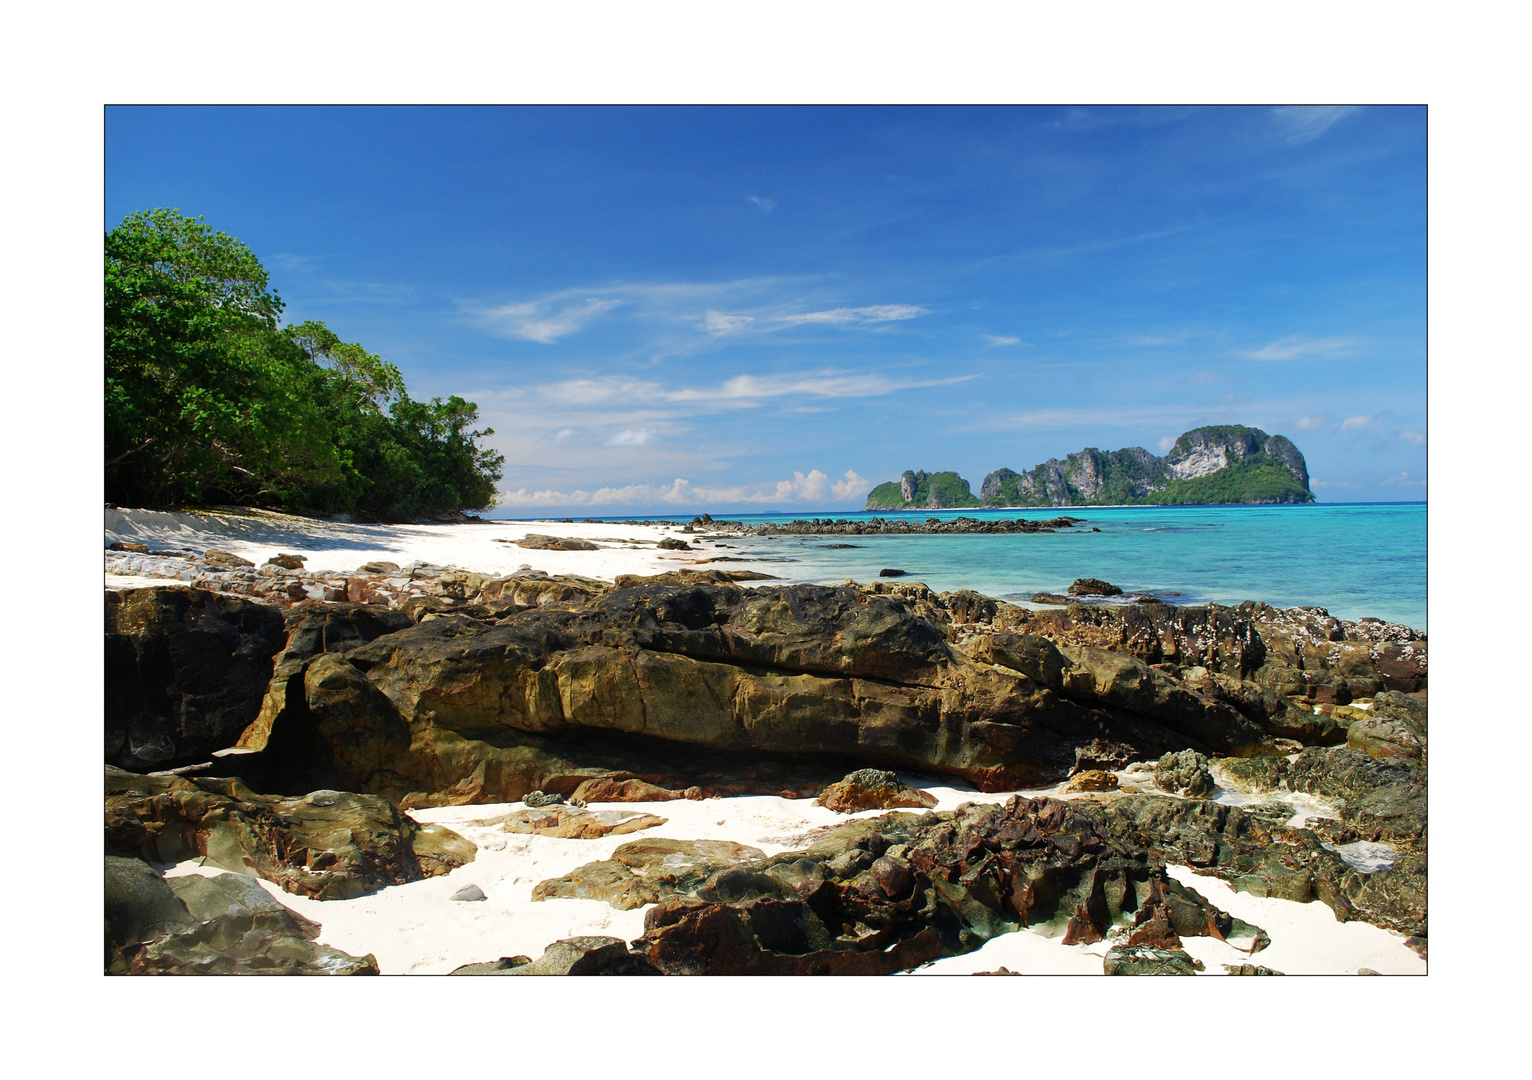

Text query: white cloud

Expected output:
[1311,479,1361,489]
[1340,414,1374,431]
[1295,414,1329,430]
[777,304,927,327]
[1400,429,1426,445]
[476,297,621,343]
[699,310,756,336]
[496,469,871,509]
[1241,335,1360,361]
[983,334,1020,346]
[551,428,575,444]
[747,194,776,212]
[1271,105,1359,143]
[532,370,976,409]
[606,427,658,447]
[1380,470,1427,487]
[1156,435,1177,452]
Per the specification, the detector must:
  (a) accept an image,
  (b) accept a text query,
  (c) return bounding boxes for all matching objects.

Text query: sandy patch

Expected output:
[105,506,774,584]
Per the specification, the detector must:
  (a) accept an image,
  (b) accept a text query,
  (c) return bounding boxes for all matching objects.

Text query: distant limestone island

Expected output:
[866,425,1314,510]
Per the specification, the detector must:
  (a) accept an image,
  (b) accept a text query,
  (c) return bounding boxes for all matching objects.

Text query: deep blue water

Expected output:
[516,503,1428,632]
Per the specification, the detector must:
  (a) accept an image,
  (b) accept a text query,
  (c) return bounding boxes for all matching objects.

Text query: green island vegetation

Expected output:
[105,209,504,520]
[865,470,981,510]
[873,426,1314,510]
[1150,459,1314,505]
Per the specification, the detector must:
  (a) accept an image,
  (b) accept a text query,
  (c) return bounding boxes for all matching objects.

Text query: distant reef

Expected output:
[865,425,1314,510]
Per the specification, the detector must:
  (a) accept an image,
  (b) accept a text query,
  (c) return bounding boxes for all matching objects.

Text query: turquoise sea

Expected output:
[576,503,1427,632]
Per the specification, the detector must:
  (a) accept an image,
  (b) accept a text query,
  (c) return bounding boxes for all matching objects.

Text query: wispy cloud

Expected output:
[984,405,1201,432]
[495,468,871,510]
[700,310,755,336]
[464,279,927,347]
[983,334,1020,347]
[774,304,928,327]
[605,426,659,447]
[1340,414,1375,431]
[1399,429,1426,446]
[533,370,976,409]
[746,194,776,212]
[1380,470,1426,487]
[1295,414,1330,430]
[475,297,621,343]
[1311,479,1361,489]
[1271,105,1359,143]
[1240,335,1360,361]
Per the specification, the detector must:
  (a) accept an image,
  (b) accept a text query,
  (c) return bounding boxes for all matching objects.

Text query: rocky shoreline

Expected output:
[104,538,1426,975]
[593,514,1090,535]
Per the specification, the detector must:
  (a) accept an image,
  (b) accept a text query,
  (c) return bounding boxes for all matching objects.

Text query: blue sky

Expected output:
[105,105,1426,512]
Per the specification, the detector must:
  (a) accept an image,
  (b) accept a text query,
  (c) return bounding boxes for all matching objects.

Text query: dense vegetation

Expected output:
[105,209,504,520]
[865,470,981,510]
[1150,459,1314,505]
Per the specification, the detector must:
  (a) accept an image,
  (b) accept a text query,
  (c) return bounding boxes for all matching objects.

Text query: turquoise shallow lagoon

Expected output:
[564,503,1427,632]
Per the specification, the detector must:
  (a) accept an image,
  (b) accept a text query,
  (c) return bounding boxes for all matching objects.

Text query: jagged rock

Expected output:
[476,805,668,839]
[533,838,768,910]
[1213,755,1289,793]
[456,936,657,975]
[106,587,287,770]
[657,537,692,551]
[267,554,307,569]
[1069,578,1122,597]
[450,955,532,973]
[105,855,378,975]
[523,790,566,808]
[817,769,938,813]
[1103,945,1202,975]
[1156,750,1215,797]
[104,766,474,900]
[879,568,908,577]
[514,534,600,551]
[572,777,706,803]
[1062,770,1119,794]
[204,549,255,568]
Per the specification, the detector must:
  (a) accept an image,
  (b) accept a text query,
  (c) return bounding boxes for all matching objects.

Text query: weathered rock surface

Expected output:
[472,805,668,840]
[254,582,1279,804]
[816,769,938,813]
[106,587,286,770]
[1062,769,1119,794]
[105,855,378,974]
[1103,945,1201,975]
[533,838,769,910]
[104,766,474,900]
[452,936,657,975]
[513,534,599,551]
[1068,578,1123,597]
[1156,750,1215,797]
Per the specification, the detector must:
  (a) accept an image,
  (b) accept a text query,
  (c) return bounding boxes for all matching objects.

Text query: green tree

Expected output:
[105,209,504,519]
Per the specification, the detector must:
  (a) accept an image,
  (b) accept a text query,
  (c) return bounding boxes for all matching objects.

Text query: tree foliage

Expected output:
[105,210,504,519]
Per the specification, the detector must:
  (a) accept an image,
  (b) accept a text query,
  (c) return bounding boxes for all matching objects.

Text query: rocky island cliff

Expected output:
[866,425,1314,509]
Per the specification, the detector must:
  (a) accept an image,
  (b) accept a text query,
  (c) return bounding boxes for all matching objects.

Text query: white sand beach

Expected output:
[161,775,1425,976]
[105,506,770,586]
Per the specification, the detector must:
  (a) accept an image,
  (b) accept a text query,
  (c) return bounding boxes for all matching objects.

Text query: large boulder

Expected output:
[105,855,378,975]
[104,766,475,900]
[265,583,1281,803]
[105,587,286,769]
[816,769,938,813]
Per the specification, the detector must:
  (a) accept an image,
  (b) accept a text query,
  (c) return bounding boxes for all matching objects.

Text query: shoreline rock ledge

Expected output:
[103,569,1426,974]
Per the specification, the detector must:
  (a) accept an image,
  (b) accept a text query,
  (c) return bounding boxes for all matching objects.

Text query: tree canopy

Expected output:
[105,209,503,519]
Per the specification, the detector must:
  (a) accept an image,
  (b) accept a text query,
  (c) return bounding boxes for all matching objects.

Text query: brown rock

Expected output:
[1062,769,1119,794]
[204,549,255,568]
[1068,578,1123,597]
[267,553,308,570]
[572,777,706,803]
[817,769,939,813]
[109,541,150,553]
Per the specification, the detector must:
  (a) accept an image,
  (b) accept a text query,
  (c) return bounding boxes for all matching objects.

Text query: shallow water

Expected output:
[540,502,1426,631]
